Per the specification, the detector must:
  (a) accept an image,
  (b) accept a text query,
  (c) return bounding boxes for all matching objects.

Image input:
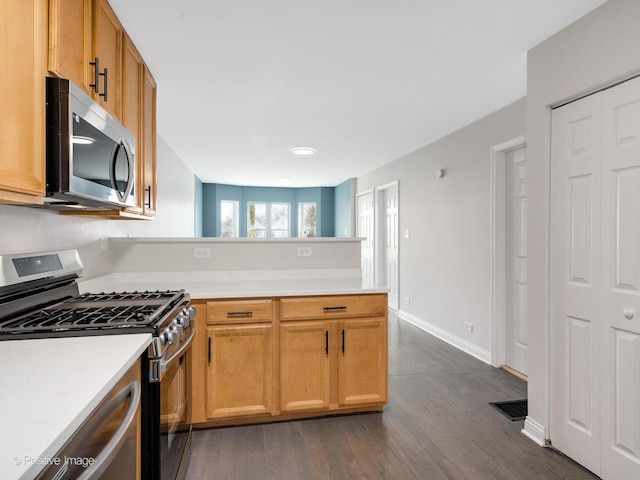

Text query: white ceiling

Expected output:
[108,0,606,188]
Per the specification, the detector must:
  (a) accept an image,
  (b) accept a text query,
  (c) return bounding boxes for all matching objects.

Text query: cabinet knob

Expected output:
[623,309,634,320]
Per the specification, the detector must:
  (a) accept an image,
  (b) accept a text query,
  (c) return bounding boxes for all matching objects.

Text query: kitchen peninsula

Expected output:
[79,237,389,427]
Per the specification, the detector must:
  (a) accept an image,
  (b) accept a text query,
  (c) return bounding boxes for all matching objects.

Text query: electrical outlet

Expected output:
[193,247,211,258]
[99,238,108,250]
[464,322,473,332]
[404,297,410,305]
[297,247,312,257]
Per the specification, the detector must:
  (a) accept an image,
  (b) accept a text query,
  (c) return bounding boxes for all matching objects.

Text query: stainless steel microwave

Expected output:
[44,77,136,210]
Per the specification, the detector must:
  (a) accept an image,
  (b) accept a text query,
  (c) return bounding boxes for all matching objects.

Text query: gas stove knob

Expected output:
[161,327,178,346]
[187,306,196,320]
[172,323,184,338]
[177,313,190,329]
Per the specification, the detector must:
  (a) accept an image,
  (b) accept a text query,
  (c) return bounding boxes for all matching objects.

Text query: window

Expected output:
[248,202,290,237]
[220,200,239,237]
[298,202,317,237]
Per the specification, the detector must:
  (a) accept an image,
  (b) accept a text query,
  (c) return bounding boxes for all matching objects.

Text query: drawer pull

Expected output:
[323,306,347,312]
[226,311,253,318]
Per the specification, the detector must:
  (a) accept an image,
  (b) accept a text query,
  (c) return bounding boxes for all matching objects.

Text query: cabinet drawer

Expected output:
[280,294,386,321]
[207,299,273,325]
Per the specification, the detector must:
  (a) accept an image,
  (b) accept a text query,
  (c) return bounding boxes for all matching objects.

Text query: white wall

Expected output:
[357,98,526,361]
[527,0,640,442]
[0,134,196,278]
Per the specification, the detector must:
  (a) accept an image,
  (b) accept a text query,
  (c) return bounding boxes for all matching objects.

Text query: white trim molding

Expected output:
[522,416,548,447]
[489,135,527,368]
[398,310,491,365]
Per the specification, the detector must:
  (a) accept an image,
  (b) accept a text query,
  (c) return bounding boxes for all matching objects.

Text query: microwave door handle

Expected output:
[120,138,135,203]
[77,380,141,480]
[109,139,135,203]
[109,141,124,202]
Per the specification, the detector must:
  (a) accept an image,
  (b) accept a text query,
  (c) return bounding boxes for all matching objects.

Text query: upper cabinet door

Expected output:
[0,0,47,202]
[93,0,122,120]
[142,66,157,216]
[48,0,91,91]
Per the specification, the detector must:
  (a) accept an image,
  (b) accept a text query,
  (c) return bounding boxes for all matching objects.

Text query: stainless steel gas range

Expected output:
[0,249,195,480]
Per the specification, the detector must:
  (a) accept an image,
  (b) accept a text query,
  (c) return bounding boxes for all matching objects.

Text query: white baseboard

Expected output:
[522,417,547,447]
[397,310,492,365]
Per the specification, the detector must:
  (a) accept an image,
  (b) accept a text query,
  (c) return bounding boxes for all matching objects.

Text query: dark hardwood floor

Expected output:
[185,312,599,479]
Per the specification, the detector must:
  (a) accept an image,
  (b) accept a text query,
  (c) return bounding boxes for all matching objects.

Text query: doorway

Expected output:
[490,136,528,377]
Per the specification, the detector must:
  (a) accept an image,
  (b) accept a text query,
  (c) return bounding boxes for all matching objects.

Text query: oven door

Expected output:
[160,345,192,480]
[36,360,141,480]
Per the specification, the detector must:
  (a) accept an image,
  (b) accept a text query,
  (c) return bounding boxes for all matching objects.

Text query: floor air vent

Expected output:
[489,399,527,421]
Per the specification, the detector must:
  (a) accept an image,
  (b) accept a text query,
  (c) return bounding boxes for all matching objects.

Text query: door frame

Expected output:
[375,181,399,311]
[490,135,527,368]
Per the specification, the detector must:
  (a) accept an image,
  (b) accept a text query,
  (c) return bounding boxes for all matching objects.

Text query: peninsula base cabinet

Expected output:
[190,294,387,428]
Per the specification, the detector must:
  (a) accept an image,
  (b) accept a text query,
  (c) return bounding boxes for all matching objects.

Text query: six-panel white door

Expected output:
[600,76,640,480]
[357,191,375,287]
[550,90,602,475]
[505,146,528,375]
[383,185,399,311]
[550,75,640,479]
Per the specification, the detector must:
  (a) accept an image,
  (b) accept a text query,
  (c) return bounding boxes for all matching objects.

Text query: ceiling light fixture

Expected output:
[291,147,315,156]
[72,136,95,145]
[276,177,292,182]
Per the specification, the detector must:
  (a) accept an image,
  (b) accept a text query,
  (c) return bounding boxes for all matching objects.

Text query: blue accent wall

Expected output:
[194,177,203,237]
[201,183,347,237]
[334,179,353,237]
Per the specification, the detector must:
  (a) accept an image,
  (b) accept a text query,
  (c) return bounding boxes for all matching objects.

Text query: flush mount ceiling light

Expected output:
[290,147,316,156]
[72,136,95,145]
[276,177,292,182]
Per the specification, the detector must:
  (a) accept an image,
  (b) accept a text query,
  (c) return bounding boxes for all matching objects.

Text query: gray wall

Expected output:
[357,97,526,355]
[527,0,640,441]
[0,135,197,279]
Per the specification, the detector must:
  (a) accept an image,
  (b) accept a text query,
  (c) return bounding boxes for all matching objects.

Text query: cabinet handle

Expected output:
[226,311,253,318]
[99,67,108,101]
[208,337,211,363]
[342,329,345,353]
[89,57,100,93]
[145,186,152,208]
[323,306,347,312]
[325,330,329,355]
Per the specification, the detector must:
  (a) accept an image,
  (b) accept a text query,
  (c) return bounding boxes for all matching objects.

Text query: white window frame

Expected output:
[220,200,239,238]
[298,202,317,237]
[247,201,291,238]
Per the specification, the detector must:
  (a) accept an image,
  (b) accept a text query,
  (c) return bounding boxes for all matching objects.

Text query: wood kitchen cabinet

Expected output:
[206,324,273,419]
[121,35,156,217]
[140,66,157,216]
[0,0,47,204]
[280,295,387,413]
[280,321,331,412]
[190,293,387,428]
[49,0,122,120]
[191,299,275,422]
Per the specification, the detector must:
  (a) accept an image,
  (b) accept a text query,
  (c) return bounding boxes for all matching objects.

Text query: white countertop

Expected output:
[0,334,152,480]
[79,270,388,299]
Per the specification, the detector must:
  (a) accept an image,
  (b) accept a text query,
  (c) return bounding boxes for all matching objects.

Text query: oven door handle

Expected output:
[77,380,141,480]
[161,325,196,374]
